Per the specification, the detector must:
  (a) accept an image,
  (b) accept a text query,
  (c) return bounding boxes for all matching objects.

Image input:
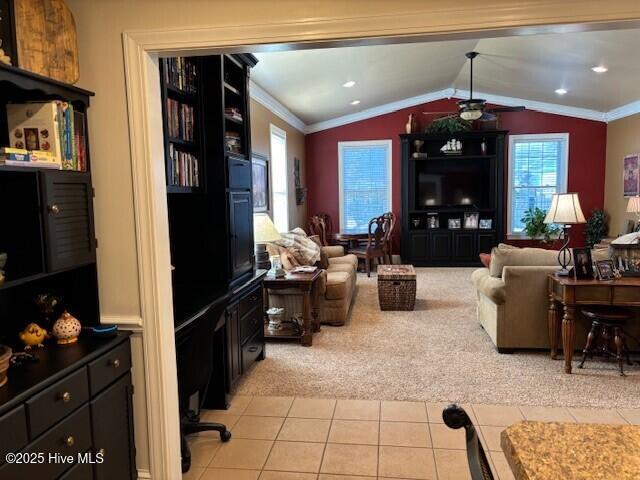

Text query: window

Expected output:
[338,140,392,233]
[270,125,289,232]
[508,133,569,237]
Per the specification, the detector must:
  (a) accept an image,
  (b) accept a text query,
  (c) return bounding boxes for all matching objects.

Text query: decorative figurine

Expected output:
[266,307,285,332]
[19,323,48,350]
[405,114,415,134]
[0,40,12,66]
[52,311,82,345]
[440,139,462,155]
[35,293,61,330]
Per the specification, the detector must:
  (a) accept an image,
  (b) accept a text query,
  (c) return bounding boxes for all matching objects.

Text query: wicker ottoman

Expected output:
[378,265,416,311]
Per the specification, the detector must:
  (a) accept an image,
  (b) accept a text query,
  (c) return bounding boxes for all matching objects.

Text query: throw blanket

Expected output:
[275,228,321,265]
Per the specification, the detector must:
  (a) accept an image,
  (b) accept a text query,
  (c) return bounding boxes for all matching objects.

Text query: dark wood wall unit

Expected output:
[400,131,506,266]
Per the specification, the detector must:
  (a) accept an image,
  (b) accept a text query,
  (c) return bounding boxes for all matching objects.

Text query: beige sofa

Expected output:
[267,244,358,326]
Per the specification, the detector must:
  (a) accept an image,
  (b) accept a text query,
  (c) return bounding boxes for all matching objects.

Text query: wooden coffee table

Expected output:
[263,269,323,346]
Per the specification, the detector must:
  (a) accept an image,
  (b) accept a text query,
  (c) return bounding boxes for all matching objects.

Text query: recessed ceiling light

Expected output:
[555,88,568,95]
[342,80,356,88]
[591,65,608,73]
[350,100,361,105]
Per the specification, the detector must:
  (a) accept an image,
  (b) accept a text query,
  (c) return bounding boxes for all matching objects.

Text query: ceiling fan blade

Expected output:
[487,106,526,113]
[478,111,497,122]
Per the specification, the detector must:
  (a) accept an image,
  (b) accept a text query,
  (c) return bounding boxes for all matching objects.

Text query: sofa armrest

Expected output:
[322,245,345,258]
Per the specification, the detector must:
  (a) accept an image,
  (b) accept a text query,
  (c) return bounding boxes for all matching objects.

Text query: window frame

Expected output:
[269,124,289,232]
[507,132,569,239]
[338,139,393,234]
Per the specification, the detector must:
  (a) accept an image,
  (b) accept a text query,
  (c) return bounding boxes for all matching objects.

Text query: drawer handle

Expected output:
[249,295,258,302]
[59,391,72,403]
[49,204,60,215]
[248,346,259,353]
[110,358,121,368]
[65,436,75,447]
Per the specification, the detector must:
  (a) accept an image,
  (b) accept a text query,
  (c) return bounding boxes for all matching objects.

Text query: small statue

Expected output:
[52,311,82,345]
[34,293,61,330]
[0,40,12,65]
[405,114,416,134]
[19,323,48,350]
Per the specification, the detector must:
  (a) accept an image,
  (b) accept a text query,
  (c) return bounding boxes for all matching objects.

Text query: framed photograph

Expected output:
[251,153,269,212]
[595,259,616,281]
[427,214,439,229]
[479,219,493,230]
[573,248,593,280]
[463,212,479,229]
[448,218,461,229]
[623,154,639,197]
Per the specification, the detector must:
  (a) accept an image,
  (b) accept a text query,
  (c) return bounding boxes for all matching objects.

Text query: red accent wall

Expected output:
[305,98,607,250]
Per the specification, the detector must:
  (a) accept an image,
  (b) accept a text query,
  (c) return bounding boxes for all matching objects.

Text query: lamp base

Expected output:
[255,243,271,270]
[555,268,571,277]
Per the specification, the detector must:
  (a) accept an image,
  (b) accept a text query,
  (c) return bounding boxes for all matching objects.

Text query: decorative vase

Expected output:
[266,307,285,332]
[52,310,81,345]
[405,114,415,134]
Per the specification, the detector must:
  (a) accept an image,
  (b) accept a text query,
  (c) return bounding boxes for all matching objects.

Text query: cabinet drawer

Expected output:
[88,341,131,395]
[59,459,94,480]
[241,330,263,373]
[0,406,28,465]
[240,306,263,345]
[227,156,251,190]
[0,405,92,479]
[239,286,262,319]
[26,367,89,438]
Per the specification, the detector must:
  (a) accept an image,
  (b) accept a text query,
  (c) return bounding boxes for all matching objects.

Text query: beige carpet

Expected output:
[236,268,640,408]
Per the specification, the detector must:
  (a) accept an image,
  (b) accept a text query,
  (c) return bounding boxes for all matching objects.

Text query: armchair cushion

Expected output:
[471,268,506,304]
[325,271,352,300]
[328,253,358,271]
[322,245,345,258]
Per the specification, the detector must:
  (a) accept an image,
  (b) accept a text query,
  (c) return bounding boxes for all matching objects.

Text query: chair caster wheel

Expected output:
[221,430,232,442]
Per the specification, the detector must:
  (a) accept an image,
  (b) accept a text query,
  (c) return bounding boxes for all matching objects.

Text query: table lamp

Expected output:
[253,213,282,270]
[544,193,586,276]
[627,196,640,225]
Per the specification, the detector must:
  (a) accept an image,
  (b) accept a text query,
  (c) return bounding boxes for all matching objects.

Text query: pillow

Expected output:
[266,244,300,270]
[489,243,559,277]
[479,253,491,268]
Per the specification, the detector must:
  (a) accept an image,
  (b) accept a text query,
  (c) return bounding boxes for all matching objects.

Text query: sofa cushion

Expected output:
[327,263,355,275]
[472,268,506,304]
[489,243,558,278]
[325,271,352,300]
[322,245,346,258]
[328,253,358,271]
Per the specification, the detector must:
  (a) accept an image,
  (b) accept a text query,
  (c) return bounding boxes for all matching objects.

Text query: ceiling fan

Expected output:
[424,51,525,122]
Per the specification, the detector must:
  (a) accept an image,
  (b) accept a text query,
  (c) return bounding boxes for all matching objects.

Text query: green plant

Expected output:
[585,209,608,247]
[424,115,471,134]
[521,207,560,243]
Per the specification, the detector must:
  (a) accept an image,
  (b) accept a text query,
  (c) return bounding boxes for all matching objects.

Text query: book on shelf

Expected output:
[224,107,243,122]
[0,147,61,169]
[224,131,242,154]
[166,98,195,142]
[168,143,199,188]
[163,57,198,94]
[6,101,87,171]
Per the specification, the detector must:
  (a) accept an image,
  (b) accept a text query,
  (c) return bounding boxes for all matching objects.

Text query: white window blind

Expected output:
[508,133,569,236]
[338,140,392,234]
[270,125,289,232]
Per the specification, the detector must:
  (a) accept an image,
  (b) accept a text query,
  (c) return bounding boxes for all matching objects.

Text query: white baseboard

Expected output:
[137,469,152,479]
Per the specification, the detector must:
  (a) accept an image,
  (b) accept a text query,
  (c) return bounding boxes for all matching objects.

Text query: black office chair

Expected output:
[176,294,232,473]
[443,404,494,480]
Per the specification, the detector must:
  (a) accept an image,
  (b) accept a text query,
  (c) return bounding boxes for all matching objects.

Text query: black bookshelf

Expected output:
[400,130,507,266]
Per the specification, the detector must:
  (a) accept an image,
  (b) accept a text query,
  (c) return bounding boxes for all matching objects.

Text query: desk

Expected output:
[547,275,640,374]
[501,421,640,480]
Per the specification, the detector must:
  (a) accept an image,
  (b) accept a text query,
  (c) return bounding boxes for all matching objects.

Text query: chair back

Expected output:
[443,405,495,480]
[309,213,333,246]
[382,211,396,252]
[366,215,390,252]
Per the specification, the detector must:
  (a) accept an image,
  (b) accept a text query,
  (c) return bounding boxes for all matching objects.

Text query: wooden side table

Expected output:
[547,274,640,373]
[263,269,323,346]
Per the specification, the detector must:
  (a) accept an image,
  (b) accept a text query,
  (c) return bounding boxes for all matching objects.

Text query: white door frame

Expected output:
[120,5,640,477]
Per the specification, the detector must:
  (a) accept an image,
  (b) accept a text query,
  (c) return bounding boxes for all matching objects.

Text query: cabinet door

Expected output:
[90,373,136,480]
[228,191,253,280]
[40,171,96,271]
[409,233,429,260]
[478,233,497,255]
[430,232,450,260]
[226,306,242,389]
[453,232,475,262]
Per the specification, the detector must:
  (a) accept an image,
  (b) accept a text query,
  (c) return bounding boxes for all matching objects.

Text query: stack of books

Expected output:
[0,147,61,169]
[224,107,243,122]
[6,102,88,171]
[163,57,198,94]
[168,144,199,188]
[166,99,194,141]
[224,132,242,154]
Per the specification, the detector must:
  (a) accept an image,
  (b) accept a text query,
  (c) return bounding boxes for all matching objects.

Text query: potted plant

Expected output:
[424,115,471,134]
[521,207,560,243]
[585,209,608,247]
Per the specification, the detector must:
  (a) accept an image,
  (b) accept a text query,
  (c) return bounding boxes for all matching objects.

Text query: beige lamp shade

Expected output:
[544,193,586,224]
[627,196,640,214]
[254,213,282,243]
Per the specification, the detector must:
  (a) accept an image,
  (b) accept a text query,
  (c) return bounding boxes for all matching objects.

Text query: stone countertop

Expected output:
[501,421,640,480]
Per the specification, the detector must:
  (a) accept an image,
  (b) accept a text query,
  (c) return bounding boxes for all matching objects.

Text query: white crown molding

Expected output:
[605,100,640,122]
[305,89,455,133]
[249,81,306,133]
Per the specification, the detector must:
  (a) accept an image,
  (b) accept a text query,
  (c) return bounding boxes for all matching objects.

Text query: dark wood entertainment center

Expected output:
[401,130,507,266]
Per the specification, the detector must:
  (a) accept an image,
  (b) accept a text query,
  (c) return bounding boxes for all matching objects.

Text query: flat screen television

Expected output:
[416,158,491,208]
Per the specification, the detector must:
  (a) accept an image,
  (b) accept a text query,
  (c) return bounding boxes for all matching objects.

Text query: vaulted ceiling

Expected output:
[251,28,640,127]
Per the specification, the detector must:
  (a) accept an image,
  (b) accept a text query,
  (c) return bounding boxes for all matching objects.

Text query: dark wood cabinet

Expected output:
[431,232,451,260]
[453,232,475,261]
[225,306,242,388]
[228,191,253,281]
[410,233,429,260]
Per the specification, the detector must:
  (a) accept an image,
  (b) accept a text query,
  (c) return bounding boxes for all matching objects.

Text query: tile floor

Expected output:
[183,395,640,480]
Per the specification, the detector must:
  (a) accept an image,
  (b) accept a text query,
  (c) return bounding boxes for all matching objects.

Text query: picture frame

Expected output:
[427,214,439,229]
[623,154,639,197]
[463,212,479,229]
[595,259,616,281]
[573,248,593,280]
[251,153,269,212]
[479,219,493,230]
[448,218,461,229]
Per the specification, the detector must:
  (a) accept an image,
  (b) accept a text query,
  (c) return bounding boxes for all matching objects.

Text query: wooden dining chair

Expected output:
[348,214,391,276]
[443,404,495,480]
[308,213,333,246]
[382,211,396,263]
